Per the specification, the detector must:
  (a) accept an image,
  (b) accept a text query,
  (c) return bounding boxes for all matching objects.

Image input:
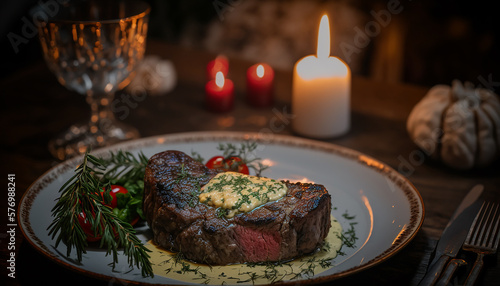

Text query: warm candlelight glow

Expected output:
[256,64,265,78]
[215,71,225,88]
[317,14,330,59]
[206,70,234,112]
[207,55,229,80]
[246,63,274,107]
[213,57,225,71]
[292,14,351,138]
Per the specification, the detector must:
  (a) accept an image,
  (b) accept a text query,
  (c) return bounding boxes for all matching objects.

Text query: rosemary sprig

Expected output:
[47,151,154,277]
[48,153,104,261]
[101,150,149,184]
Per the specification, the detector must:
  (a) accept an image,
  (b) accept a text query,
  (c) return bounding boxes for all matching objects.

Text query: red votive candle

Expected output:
[246,63,274,107]
[205,71,234,113]
[207,55,229,80]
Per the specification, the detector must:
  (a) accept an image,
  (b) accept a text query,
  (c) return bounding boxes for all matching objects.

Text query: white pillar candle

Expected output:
[292,14,351,138]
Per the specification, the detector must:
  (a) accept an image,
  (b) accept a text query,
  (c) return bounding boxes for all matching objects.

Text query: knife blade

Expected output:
[418,184,484,286]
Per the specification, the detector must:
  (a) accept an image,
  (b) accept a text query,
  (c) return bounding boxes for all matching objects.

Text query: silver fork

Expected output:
[462,201,500,286]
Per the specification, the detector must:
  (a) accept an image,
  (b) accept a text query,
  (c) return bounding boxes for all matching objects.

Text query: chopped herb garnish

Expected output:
[216,207,226,218]
[338,222,358,248]
[174,164,190,184]
[342,211,356,220]
[199,172,287,218]
[216,142,270,176]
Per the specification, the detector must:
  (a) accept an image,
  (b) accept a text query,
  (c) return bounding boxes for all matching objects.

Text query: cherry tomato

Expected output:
[205,156,249,175]
[102,185,129,209]
[101,185,140,225]
[77,211,102,242]
[205,156,225,169]
[224,156,249,174]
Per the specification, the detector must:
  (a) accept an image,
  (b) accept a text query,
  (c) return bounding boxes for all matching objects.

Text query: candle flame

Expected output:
[213,55,226,71]
[215,71,225,88]
[317,14,330,59]
[213,61,223,71]
[256,64,265,78]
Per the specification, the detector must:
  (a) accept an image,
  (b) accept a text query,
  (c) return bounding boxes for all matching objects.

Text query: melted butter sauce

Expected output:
[146,216,343,284]
[199,172,288,218]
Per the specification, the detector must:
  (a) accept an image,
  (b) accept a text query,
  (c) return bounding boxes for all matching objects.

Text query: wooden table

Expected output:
[1,40,499,286]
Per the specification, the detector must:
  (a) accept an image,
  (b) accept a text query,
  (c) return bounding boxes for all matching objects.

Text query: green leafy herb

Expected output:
[190,150,205,163]
[100,150,148,221]
[47,151,153,277]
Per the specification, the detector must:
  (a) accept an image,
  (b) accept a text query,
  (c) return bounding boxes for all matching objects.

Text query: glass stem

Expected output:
[86,90,116,141]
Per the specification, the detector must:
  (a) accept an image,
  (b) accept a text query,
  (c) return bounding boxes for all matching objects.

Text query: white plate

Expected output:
[19,131,424,285]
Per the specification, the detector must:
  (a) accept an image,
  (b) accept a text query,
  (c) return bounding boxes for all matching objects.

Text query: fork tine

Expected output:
[463,202,500,286]
[466,202,500,250]
[478,203,493,247]
[487,203,499,250]
[468,202,485,245]
[466,202,487,246]
[479,202,499,249]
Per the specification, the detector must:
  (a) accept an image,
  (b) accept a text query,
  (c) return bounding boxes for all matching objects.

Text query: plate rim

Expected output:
[18,130,425,285]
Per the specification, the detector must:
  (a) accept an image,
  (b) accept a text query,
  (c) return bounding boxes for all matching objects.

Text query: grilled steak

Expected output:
[143,150,331,265]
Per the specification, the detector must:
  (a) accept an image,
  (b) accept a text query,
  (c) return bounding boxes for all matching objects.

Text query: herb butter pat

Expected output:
[199,172,287,218]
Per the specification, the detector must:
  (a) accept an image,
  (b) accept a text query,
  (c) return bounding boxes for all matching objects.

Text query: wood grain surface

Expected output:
[1,40,498,286]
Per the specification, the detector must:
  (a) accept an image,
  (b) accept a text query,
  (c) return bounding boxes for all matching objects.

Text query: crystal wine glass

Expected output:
[37,0,150,160]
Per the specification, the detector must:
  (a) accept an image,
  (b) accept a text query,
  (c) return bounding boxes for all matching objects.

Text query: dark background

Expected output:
[1,0,499,91]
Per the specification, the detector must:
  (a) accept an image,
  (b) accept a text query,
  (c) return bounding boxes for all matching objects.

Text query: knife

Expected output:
[418,184,484,286]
